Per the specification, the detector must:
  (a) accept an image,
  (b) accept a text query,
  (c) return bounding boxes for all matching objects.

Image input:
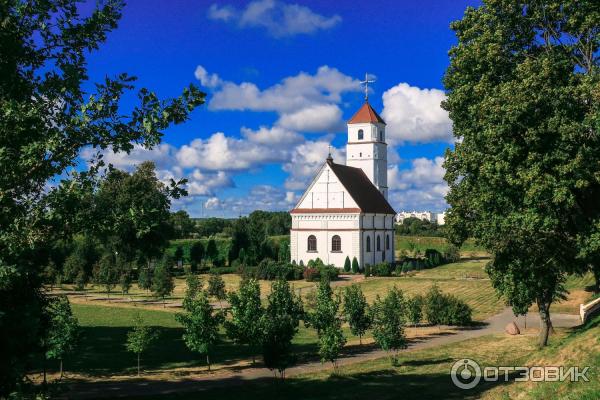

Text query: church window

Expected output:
[331,235,341,252]
[359,152,362,157]
[379,130,383,141]
[366,236,371,252]
[358,129,364,140]
[308,235,317,252]
[376,235,381,251]
[386,235,390,250]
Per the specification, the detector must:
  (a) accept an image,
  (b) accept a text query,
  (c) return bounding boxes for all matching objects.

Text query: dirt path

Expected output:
[62,308,580,399]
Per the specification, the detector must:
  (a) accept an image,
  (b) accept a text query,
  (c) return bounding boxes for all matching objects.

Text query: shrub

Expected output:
[371,262,393,277]
[424,285,472,326]
[364,264,371,278]
[303,267,319,282]
[243,260,303,281]
[343,256,351,273]
[351,257,359,274]
[442,244,460,263]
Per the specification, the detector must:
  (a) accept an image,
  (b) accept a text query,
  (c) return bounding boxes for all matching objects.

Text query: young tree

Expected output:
[97,253,119,299]
[0,2,203,392]
[174,246,184,267]
[260,279,304,379]
[184,273,202,305]
[351,257,359,274]
[119,265,133,296]
[207,273,226,307]
[176,291,223,371]
[343,284,371,344]
[126,314,158,376]
[306,280,346,370]
[152,259,174,307]
[343,256,351,273]
[370,287,407,365]
[224,279,264,363]
[206,239,218,265]
[45,296,80,379]
[405,295,424,328]
[443,1,600,347]
[189,241,204,271]
[138,265,153,293]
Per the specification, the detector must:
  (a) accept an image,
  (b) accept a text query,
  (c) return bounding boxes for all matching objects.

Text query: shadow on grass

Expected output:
[63,365,515,400]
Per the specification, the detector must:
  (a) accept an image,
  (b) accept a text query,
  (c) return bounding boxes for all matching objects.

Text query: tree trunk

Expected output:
[537,301,551,347]
[137,353,141,376]
[359,334,362,345]
[206,354,211,371]
[43,355,47,386]
[59,359,63,379]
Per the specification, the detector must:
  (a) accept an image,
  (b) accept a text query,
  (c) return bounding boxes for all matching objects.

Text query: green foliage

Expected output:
[364,264,371,278]
[189,241,204,271]
[370,287,407,364]
[405,295,424,326]
[443,0,599,346]
[306,280,339,335]
[152,258,174,305]
[205,239,218,264]
[119,267,133,295]
[343,256,351,272]
[176,291,223,371]
[174,246,184,263]
[137,265,152,292]
[225,279,264,361]
[169,210,196,239]
[351,257,359,274]
[96,253,120,297]
[244,259,303,281]
[395,217,443,237]
[44,296,80,377]
[304,259,339,282]
[126,314,158,376]
[342,285,371,343]
[370,262,394,277]
[423,285,472,326]
[260,279,304,378]
[207,273,226,302]
[183,273,202,309]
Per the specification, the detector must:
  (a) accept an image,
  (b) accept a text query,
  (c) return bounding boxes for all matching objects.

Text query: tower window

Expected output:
[366,236,371,252]
[331,235,341,252]
[357,129,364,140]
[307,235,317,252]
[379,130,383,141]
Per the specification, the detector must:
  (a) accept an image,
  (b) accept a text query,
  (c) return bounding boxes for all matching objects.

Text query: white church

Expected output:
[290,99,396,269]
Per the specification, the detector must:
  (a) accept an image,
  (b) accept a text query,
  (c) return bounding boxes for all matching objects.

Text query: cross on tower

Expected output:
[360,72,375,101]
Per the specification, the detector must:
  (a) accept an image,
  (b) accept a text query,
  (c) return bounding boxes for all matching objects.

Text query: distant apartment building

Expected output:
[395,211,446,225]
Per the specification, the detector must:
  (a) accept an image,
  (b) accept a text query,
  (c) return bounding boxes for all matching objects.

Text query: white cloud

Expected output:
[81,143,176,171]
[208,0,341,38]
[194,65,223,88]
[283,137,344,190]
[204,197,223,210]
[241,125,303,145]
[277,104,343,132]
[381,83,452,144]
[187,170,234,196]
[388,156,448,212]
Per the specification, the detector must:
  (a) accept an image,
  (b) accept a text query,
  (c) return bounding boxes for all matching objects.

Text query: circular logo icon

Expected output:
[451,358,481,389]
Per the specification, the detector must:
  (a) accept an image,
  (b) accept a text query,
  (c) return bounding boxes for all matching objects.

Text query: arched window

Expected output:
[366,236,371,252]
[386,234,390,250]
[357,129,364,140]
[331,235,341,252]
[376,235,381,251]
[307,235,317,252]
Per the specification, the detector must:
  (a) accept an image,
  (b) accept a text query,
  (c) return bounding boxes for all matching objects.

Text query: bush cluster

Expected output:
[242,259,304,281]
[423,285,472,326]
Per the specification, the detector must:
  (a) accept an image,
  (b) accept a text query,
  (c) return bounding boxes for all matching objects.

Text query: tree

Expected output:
[442,0,599,347]
[126,314,158,376]
[307,280,346,370]
[152,257,174,307]
[351,257,359,274]
[370,287,407,365]
[0,1,203,393]
[169,210,195,239]
[343,256,351,273]
[224,278,264,363]
[206,239,218,265]
[207,273,226,307]
[189,241,204,271]
[405,295,424,327]
[260,279,303,379]
[278,239,290,263]
[176,291,223,371]
[97,253,119,299]
[138,265,153,293]
[343,284,371,344]
[44,296,80,379]
[183,273,202,308]
[174,246,184,267]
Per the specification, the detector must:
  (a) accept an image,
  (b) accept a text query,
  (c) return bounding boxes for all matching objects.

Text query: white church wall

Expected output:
[295,165,358,210]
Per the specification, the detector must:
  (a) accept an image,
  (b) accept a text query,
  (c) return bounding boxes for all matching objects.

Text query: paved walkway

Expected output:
[63,308,581,399]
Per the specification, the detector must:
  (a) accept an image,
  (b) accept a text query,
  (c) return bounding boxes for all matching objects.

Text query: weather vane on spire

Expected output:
[360,72,375,101]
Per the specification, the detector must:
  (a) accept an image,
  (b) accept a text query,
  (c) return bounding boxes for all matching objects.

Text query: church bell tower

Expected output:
[346,76,388,199]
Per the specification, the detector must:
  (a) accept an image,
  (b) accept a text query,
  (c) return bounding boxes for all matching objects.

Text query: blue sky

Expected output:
[81,0,478,217]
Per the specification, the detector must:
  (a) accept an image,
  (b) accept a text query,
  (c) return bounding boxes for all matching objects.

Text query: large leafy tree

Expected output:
[0,1,204,393]
[443,0,600,347]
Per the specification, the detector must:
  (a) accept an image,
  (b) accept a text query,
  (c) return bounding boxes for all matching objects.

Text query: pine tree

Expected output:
[343,256,351,273]
[351,257,359,274]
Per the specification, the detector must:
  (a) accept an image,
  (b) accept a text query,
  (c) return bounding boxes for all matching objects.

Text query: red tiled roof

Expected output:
[348,101,386,125]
